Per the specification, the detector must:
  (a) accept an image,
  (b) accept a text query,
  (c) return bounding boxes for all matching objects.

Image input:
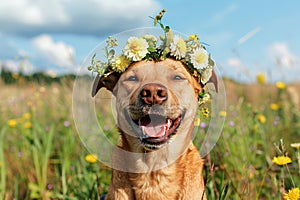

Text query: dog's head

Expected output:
[92,58,217,152]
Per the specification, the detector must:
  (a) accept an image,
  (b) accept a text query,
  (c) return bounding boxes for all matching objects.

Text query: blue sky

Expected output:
[0,0,299,82]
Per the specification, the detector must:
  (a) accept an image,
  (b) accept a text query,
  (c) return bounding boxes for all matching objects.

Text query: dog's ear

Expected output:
[207,70,218,93]
[92,72,120,97]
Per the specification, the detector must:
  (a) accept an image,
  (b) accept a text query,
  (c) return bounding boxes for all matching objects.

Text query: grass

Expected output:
[0,77,299,199]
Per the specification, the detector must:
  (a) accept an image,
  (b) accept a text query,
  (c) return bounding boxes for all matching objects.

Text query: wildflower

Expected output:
[256,114,266,124]
[219,111,227,117]
[228,121,235,127]
[190,47,209,70]
[8,119,17,127]
[200,122,207,129]
[64,121,70,127]
[199,93,210,104]
[123,37,149,61]
[189,34,198,41]
[170,35,187,59]
[270,103,280,111]
[106,36,118,47]
[256,73,266,85]
[24,122,32,129]
[291,143,300,149]
[276,81,286,90]
[194,118,201,126]
[272,155,292,166]
[283,187,300,200]
[22,112,31,120]
[201,108,209,118]
[201,67,212,84]
[111,55,131,73]
[85,154,98,163]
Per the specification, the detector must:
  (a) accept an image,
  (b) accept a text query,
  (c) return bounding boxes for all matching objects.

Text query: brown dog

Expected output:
[92,58,217,200]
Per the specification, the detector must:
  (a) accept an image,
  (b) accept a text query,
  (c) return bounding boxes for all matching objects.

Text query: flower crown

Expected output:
[88,9,214,104]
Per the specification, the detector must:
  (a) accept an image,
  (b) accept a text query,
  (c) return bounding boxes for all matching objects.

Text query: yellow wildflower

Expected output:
[22,112,31,120]
[8,119,17,127]
[276,81,286,90]
[284,187,300,200]
[272,155,292,166]
[256,73,266,85]
[201,108,209,118]
[291,143,300,149]
[256,114,266,124]
[24,122,32,129]
[85,154,98,163]
[219,111,227,117]
[270,103,280,111]
[189,34,198,41]
[194,118,201,126]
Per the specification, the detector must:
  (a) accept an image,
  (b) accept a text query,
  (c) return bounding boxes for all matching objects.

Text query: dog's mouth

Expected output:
[132,113,183,150]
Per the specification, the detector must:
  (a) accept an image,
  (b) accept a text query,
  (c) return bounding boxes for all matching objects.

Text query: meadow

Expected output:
[0,73,299,200]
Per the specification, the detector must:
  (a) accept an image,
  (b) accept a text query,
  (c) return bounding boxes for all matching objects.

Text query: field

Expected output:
[0,75,299,200]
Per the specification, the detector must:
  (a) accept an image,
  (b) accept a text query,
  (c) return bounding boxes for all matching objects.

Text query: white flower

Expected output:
[123,37,149,61]
[201,67,212,84]
[190,47,209,70]
[170,35,187,59]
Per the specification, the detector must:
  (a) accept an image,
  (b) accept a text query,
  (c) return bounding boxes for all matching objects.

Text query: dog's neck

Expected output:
[113,128,195,173]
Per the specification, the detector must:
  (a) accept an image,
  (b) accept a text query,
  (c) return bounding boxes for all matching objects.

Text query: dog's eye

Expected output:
[173,75,185,81]
[126,76,139,81]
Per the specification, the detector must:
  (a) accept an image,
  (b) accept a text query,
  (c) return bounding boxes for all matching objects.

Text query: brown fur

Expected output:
[93,58,215,199]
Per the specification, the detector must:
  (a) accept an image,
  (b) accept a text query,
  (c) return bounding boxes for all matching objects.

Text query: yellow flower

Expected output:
[170,35,187,59]
[201,108,209,118]
[291,143,300,149]
[194,118,201,126]
[256,73,266,85]
[270,103,280,111]
[284,187,300,200]
[189,34,198,41]
[112,55,131,73]
[85,154,98,163]
[190,47,209,70]
[272,156,292,166]
[22,112,31,120]
[219,111,227,117]
[256,114,266,124]
[24,122,32,129]
[123,37,149,61]
[8,119,17,127]
[276,81,286,90]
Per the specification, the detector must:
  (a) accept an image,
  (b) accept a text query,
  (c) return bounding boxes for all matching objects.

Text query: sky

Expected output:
[0,0,299,83]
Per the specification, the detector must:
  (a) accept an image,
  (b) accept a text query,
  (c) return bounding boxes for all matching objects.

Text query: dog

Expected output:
[92,58,217,200]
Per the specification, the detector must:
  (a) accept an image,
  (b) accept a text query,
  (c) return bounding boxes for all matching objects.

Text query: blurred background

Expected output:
[0,0,299,199]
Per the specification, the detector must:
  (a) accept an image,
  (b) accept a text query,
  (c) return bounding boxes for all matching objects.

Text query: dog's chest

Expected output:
[129,169,181,199]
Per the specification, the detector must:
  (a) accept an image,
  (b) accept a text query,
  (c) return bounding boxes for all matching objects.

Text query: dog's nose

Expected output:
[140,83,168,105]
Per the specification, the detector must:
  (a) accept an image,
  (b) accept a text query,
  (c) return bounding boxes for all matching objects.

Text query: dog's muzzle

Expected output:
[124,83,184,150]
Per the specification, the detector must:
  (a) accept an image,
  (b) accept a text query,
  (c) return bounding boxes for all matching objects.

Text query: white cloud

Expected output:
[268,42,296,68]
[32,34,75,67]
[0,0,161,36]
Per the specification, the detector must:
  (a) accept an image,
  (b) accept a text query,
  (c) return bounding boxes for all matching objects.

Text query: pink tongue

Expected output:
[142,124,166,138]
